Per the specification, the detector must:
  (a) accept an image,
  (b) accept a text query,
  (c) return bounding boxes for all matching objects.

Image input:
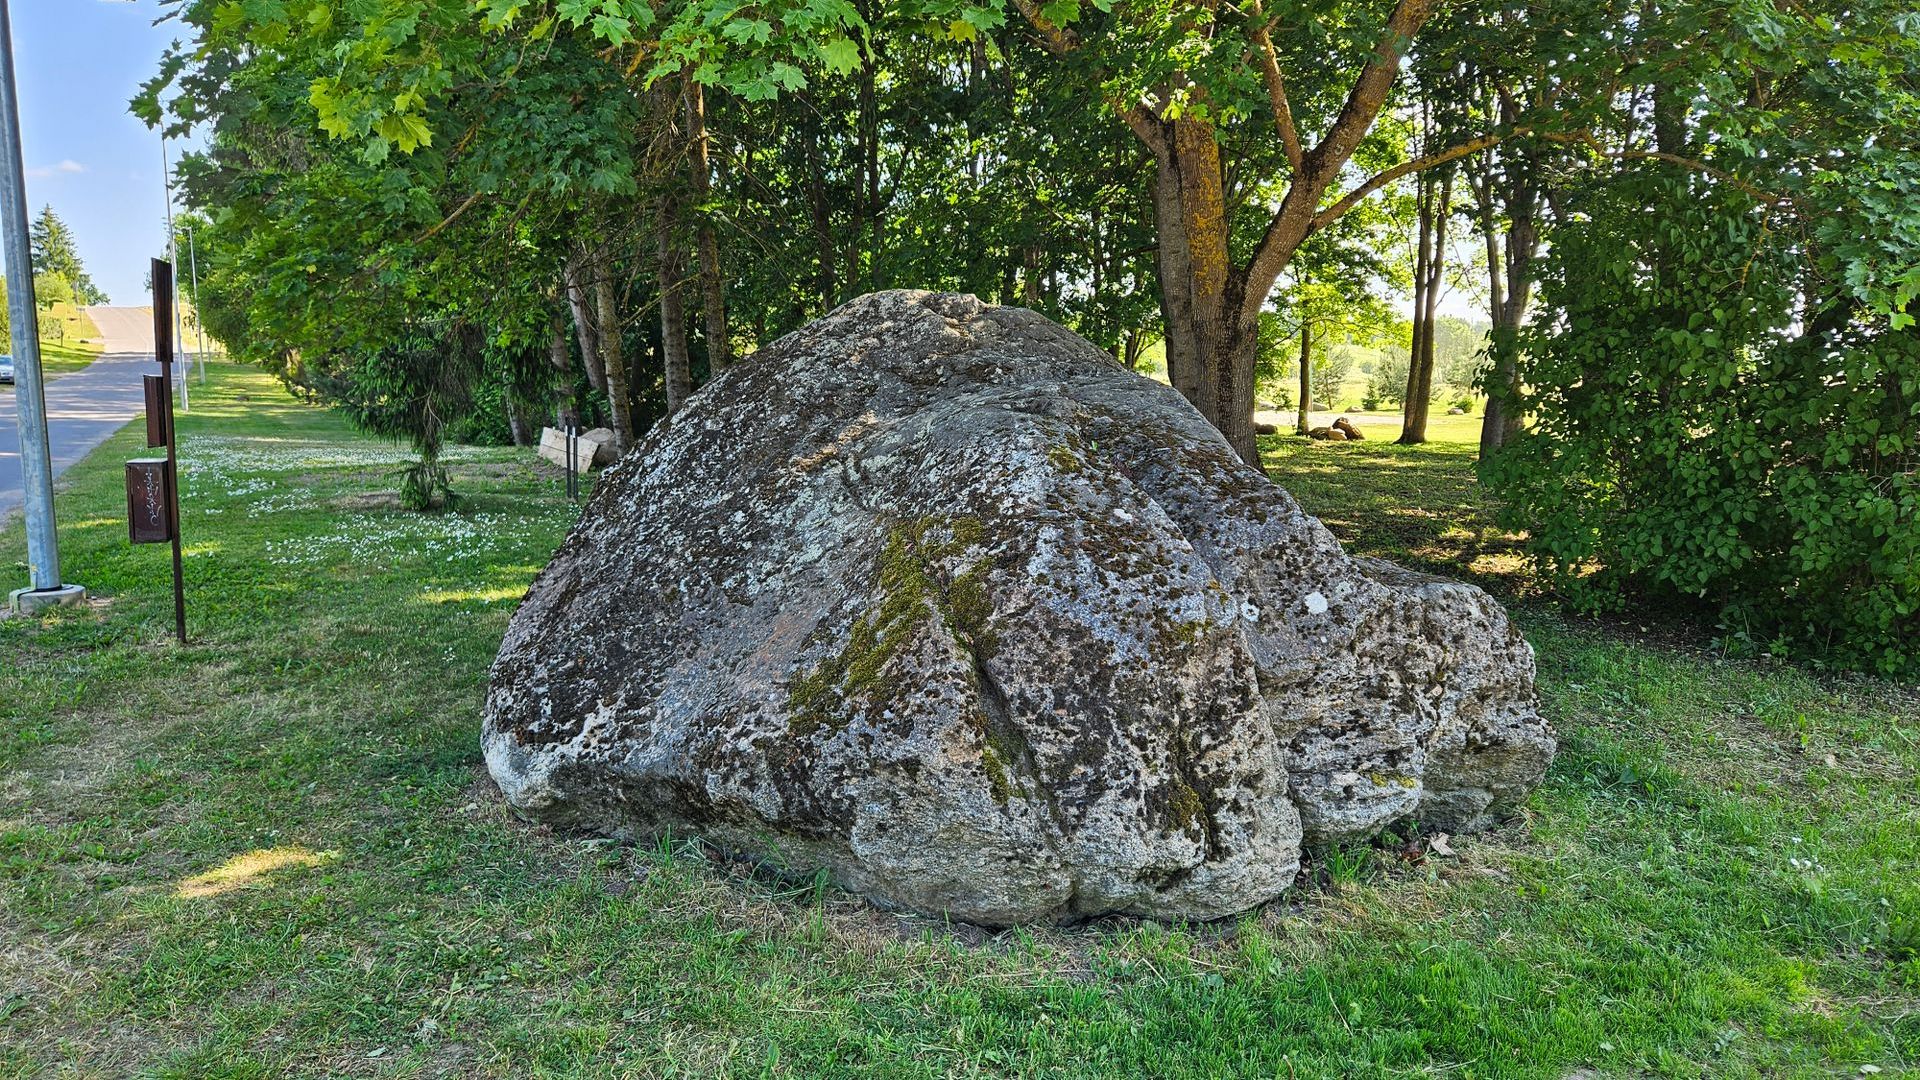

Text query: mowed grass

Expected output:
[34,302,105,376]
[1262,428,1530,597]
[1,363,1916,1078]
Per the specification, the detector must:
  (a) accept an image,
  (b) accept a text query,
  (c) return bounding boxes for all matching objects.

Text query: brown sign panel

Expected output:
[144,374,169,448]
[126,459,175,544]
[151,258,174,367]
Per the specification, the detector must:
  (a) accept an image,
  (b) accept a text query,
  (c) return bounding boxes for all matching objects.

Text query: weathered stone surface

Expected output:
[484,291,1554,926]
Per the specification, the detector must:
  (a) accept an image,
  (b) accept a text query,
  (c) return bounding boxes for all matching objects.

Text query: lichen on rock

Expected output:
[483,290,1555,926]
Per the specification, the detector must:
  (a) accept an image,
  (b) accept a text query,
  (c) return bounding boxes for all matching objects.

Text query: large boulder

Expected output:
[484,291,1553,926]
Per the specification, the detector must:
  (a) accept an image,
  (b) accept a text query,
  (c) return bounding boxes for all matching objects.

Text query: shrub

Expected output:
[1485,176,1918,676]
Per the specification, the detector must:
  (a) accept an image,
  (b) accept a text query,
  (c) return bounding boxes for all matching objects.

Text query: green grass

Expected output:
[2,363,1916,1077]
[11,302,105,377]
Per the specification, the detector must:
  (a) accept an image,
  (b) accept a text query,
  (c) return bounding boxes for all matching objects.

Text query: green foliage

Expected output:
[31,271,72,310]
[1482,0,1920,675]
[28,206,108,305]
[1310,345,1354,409]
[1487,176,1918,675]
[1366,344,1409,408]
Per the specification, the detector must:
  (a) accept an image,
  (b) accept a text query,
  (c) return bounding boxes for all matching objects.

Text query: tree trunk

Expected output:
[592,249,634,450]
[803,117,837,310]
[1148,118,1262,465]
[564,250,607,395]
[1402,173,1434,442]
[657,220,693,415]
[1296,320,1312,435]
[547,312,580,428]
[1401,170,1451,444]
[505,396,531,447]
[1016,0,1430,468]
[685,81,729,371]
[1478,127,1540,457]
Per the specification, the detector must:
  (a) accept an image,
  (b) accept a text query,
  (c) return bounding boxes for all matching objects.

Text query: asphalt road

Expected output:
[0,305,160,524]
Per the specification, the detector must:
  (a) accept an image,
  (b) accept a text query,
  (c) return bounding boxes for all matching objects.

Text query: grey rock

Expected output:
[579,427,618,466]
[484,291,1553,926]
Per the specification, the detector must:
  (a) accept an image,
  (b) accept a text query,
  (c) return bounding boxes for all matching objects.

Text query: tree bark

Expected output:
[657,218,694,415]
[1296,320,1312,435]
[1478,112,1541,458]
[1403,173,1435,441]
[1147,117,1262,464]
[505,396,531,447]
[685,80,730,371]
[803,115,837,310]
[1401,170,1451,444]
[591,248,634,450]
[563,249,607,395]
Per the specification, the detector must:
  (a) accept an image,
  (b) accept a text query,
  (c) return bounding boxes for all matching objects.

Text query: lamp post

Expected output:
[186,223,206,380]
[0,0,83,613]
[160,138,187,410]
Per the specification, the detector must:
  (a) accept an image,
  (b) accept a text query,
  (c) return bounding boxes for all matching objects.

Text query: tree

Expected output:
[32,271,72,310]
[1399,165,1454,443]
[28,206,107,305]
[175,0,1586,464]
[1483,0,1920,674]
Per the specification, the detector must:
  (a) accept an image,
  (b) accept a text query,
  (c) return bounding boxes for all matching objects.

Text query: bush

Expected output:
[1485,176,1918,676]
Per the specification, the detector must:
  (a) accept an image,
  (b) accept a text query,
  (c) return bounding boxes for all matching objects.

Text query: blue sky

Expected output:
[10,0,201,305]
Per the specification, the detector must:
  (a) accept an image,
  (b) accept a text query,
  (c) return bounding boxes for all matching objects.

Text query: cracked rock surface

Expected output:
[484,291,1555,925]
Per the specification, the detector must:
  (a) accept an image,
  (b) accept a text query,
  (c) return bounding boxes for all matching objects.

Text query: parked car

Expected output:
[0,355,12,384]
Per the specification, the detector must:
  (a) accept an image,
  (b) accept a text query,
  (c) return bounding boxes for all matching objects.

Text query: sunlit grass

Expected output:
[176,846,337,899]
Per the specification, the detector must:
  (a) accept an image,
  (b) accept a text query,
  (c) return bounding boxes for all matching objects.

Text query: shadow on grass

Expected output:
[1260,434,1537,599]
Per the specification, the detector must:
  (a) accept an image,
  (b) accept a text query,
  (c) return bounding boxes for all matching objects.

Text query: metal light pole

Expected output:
[186,224,206,381]
[0,0,82,613]
[160,139,187,410]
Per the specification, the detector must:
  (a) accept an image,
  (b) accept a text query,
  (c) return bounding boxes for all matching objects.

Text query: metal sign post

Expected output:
[130,257,187,644]
[565,424,580,501]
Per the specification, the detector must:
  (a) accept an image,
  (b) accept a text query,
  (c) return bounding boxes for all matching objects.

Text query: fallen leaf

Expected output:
[1429,833,1455,857]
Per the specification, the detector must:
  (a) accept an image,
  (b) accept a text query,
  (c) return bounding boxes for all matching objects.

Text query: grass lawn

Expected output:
[8,303,106,378]
[2,362,1916,1077]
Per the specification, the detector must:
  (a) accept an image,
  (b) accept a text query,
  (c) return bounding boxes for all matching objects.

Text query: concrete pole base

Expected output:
[10,583,87,614]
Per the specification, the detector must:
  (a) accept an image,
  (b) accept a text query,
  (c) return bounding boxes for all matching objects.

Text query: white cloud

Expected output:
[26,160,86,178]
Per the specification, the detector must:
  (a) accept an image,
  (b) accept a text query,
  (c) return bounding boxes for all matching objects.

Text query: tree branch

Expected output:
[1240,0,1433,318]
[1303,0,1434,178]
[1313,129,1519,229]
[1540,130,1791,206]
[1009,0,1080,56]
[1244,0,1304,176]
[1009,0,1171,157]
[1117,101,1169,157]
[415,190,485,243]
